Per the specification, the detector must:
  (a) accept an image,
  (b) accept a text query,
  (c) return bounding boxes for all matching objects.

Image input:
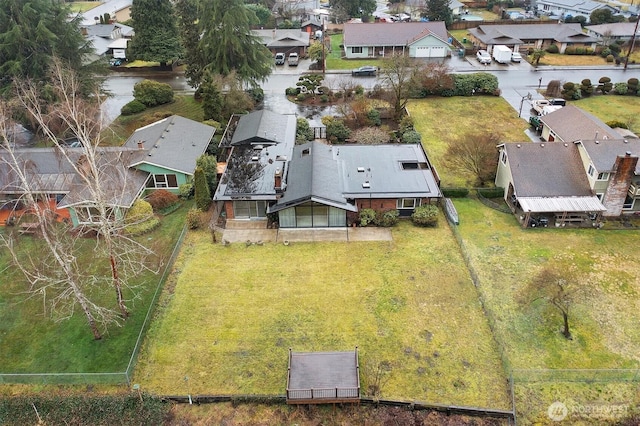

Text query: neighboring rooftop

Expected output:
[123,115,215,176]
[343,21,448,47]
[578,138,640,174]
[468,23,597,45]
[540,105,621,143]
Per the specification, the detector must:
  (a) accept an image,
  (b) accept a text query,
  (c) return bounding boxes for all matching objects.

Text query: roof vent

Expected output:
[540,143,544,147]
[357,167,365,172]
[624,139,629,143]
[516,144,521,148]
[564,143,568,147]
[626,151,632,156]
[251,155,260,161]
[595,140,599,144]
[362,181,370,188]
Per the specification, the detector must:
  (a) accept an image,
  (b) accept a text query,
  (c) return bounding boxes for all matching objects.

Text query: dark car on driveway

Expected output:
[352,65,377,76]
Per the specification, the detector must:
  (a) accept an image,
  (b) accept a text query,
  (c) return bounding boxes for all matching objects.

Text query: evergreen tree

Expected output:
[329,0,376,21]
[194,166,212,211]
[200,73,224,121]
[422,0,453,27]
[0,0,94,93]
[128,0,182,66]
[197,0,272,87]
[175,0,203,86]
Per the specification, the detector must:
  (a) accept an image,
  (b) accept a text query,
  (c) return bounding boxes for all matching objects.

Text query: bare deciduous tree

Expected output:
[379,54,420,121]
[444,132,502,186]
[523,264,582,340]
[0,60,158,339]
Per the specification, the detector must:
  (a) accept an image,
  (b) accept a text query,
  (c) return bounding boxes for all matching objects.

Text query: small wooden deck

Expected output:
[0,200,70,227]
[286,348,360,405]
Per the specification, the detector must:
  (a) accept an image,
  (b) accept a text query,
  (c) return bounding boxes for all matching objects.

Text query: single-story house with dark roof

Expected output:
[537,105,622,143]
[123,115,215,193]
[214,110,298,221]
[214,110,442,228]
[269,141,441,227]
[467,23,597,54]
[343,22,451,59]
[81,23,134,62]
[0,116,215,228]
[586,22,640,42]
[253,29,310,57]
[535,0,618,23]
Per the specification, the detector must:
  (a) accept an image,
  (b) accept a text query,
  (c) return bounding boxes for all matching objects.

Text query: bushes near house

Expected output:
[375,209,399,227]
[146,189,180,212]
[121,99,147,116]
[186,207,202,229]
[441,187,469,198]
[296,118,314,144]
[598,77,613,94]
[606,120,628,129]
[324,117,351,144]
[125,199,160,235]
[359,208,377,226]
[179,183,194,199]
[628,78,639,95]
[401,130,421,144]
[614,82,628,95]
[411,205,439,227]
[546,44,559,54]
[477,187,505,198]
[133,79,174,107]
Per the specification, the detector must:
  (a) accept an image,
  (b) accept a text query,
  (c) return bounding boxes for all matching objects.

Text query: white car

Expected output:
[511,52,523,63]
[476,50,491,64]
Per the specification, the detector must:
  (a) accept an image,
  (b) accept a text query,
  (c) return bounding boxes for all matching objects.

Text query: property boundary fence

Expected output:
[0,224,189,386]
[512,369,640,383]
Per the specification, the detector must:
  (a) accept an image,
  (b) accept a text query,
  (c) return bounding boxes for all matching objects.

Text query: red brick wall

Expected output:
[602,154,638,217]
[224,201,235,219]
[355,197,438,212]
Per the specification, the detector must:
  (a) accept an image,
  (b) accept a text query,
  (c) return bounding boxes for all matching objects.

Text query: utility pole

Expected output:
[624,17,639,70]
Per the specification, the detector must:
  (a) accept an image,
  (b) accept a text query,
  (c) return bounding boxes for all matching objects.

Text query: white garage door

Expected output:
[414,46,447,58]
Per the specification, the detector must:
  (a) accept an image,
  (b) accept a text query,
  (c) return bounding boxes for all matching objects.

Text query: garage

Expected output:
[414,45,447,58]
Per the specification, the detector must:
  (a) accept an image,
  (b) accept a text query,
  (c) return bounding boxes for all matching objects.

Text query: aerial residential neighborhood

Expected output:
[1,0,639,424]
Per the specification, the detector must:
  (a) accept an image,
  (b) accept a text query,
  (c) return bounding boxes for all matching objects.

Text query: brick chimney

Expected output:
[274,168,282,192]
[602,152,638,217]
[137,141,144,149]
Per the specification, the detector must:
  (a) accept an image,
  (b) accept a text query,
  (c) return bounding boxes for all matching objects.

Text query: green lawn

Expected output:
[103,95,205,146]
[0,204,189,377]
[134,220,510,409]
[408,97,530,187]
[67,1,98,13]
[453,198,640,423]
[572,96,640,133]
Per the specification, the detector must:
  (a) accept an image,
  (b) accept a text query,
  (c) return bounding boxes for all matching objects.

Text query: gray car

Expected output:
[352,66,377,76]
[476,50,491,64]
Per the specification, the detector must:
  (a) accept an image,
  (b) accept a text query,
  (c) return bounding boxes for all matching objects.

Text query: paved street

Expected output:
[102,56,640,135]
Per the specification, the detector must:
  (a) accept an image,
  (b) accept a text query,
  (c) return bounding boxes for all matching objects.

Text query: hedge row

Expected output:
[0,393,169,426]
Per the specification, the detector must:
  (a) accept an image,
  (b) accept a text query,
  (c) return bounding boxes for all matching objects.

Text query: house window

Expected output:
[397,198,420,209]
[597,172,610,181]
[623,194,634,210]
[596,193,604,201]
[352,47,363,54]
[401,161,428,170]
[234,200,266,218]
[148,174,178,188]
[501,151,507,164]
[76,206,115,224]
[587,164,595,177]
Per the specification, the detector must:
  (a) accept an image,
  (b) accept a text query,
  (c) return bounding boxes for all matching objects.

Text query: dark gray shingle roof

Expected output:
[540,105,621,143]
[343,22,448,47]
[503,142,592,197]
[579,138,640,173]
[468,23,596,45]
[123,115,215,176]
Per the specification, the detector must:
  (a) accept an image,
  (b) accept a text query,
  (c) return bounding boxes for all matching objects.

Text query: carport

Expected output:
[517,196,607,228]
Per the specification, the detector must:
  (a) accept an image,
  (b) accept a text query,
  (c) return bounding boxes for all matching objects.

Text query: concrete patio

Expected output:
[219,220,393,243]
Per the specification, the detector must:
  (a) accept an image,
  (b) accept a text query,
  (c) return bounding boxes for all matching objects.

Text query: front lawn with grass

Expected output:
[408,97,530,187]
[0,204,189,378]
[572,96,640,132]
[135,220,510,409]
[453,198,640,423]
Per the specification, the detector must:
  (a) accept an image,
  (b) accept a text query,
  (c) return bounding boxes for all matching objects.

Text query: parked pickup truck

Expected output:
[531,98,566,115]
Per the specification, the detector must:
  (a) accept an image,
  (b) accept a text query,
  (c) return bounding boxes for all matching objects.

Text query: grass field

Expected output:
[134,220,510,409]
[0,204,189,375]
[408,97,530,187]
[453,198,640,423]
[67,1,98,13]
[572,96,640,133]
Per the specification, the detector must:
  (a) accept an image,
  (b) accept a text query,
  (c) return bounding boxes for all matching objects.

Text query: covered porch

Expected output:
[514,196,607,228]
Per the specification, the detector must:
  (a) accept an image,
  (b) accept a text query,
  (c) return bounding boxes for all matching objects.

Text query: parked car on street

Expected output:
[351,65,377,76]
[275,53,285,65]
[476,50,491,64]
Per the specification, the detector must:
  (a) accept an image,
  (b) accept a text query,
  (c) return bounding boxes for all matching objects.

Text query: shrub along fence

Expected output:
[0,224,188,386]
